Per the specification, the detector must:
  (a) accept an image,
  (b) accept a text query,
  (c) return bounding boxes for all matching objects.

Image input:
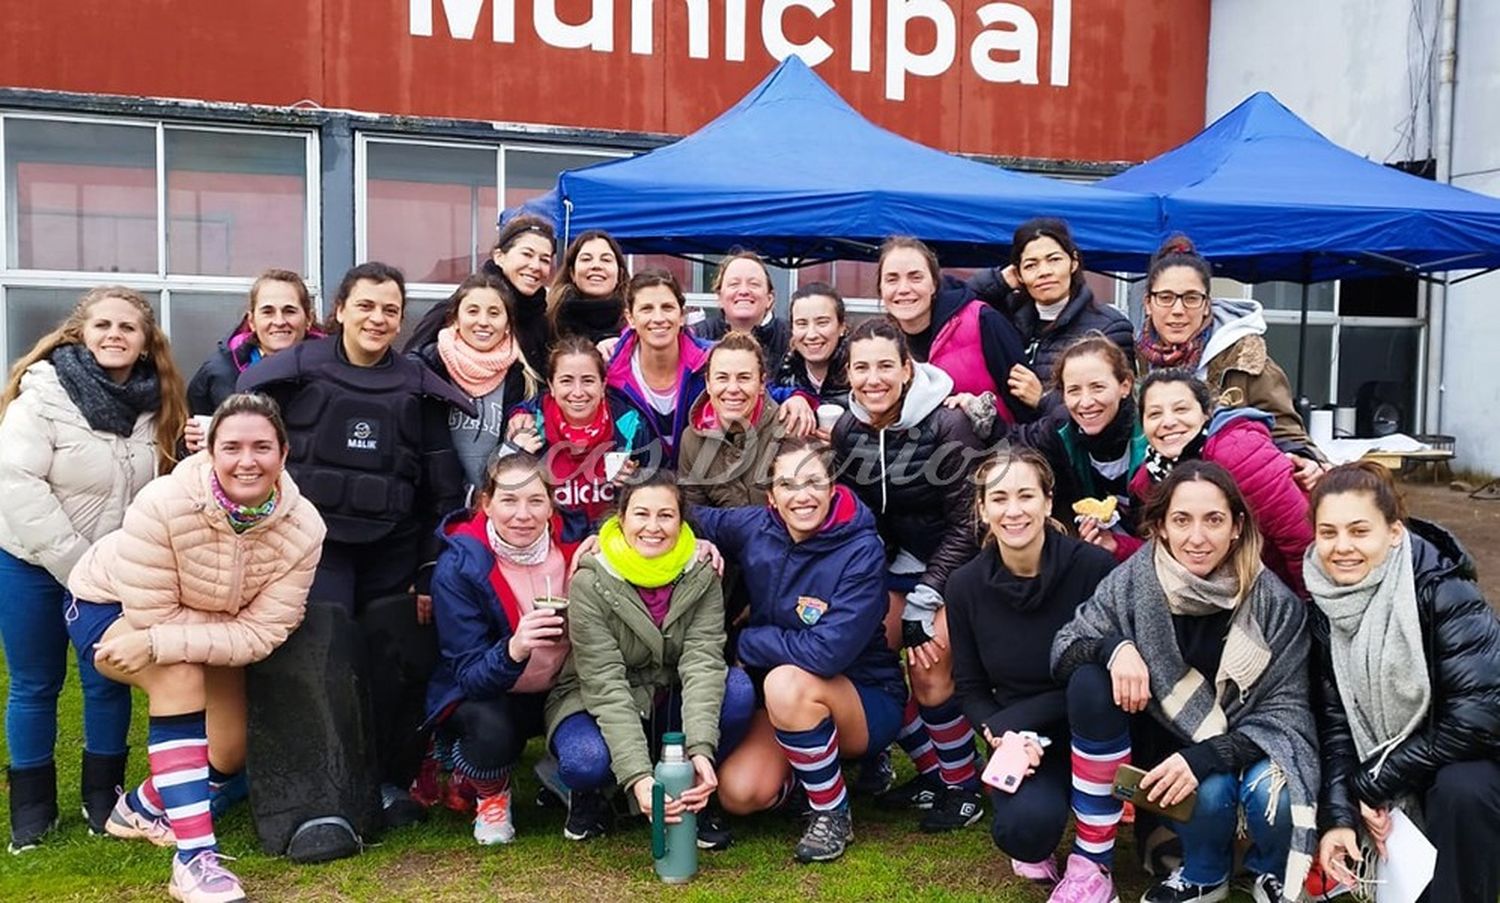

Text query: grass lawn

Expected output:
[0,657,1266,902]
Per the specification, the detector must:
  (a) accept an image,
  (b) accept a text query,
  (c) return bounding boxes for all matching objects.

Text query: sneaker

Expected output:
[444,771,477,815]
[875,771,942,811]
[1141,827,1184,877]
[533,755,570,809]
[1050,853,1119,903]
[380,783,427,829]
[285,817,360,864]
[776,781,813,821]
[1012,857,1061,885]
[1304,863,1353,900]
[562,789,611,841]
[918,787,984,832]
[1248,873,1284,903]
[851,748,896,797]
[1139,868,1228,903]
[794,807,854,863]
[409,755,444,809]
[104,794,175,847]
[696,804,733,851]
[473,792,515,845]
[168,850,246,903]
[208,773,249,820]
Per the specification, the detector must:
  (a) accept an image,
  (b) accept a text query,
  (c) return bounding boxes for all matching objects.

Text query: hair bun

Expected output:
[1157,234,1198,257]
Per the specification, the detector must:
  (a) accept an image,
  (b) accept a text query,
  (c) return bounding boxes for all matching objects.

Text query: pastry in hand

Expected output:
[1072,496,1120,529]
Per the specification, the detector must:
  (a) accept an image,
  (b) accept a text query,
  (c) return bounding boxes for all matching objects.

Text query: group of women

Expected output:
[0,215,1496,903]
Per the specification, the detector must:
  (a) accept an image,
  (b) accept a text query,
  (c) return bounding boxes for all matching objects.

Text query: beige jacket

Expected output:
[68,452,326,667]
[0,361,157,583]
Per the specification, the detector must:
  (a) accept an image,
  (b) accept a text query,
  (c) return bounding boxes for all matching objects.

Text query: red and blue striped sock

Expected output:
[919,700,979,791]
[895,698,941,777]
[774,718,847,812]
[1070,730,1129,866]
[126,776,165,820]
[147,711,216,863]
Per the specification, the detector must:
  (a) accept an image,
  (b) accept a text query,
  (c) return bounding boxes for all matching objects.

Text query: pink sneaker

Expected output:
[169,850,245,903]
[104,794,175,847]
[1048,853,1118,903]
[1012,857,1061,885]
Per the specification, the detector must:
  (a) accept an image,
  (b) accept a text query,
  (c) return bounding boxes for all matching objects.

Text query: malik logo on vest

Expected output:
[347,418,380,451]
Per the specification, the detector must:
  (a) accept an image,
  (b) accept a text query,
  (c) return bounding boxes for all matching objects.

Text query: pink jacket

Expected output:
[68,452,327,667]
[1123,412,1312,598]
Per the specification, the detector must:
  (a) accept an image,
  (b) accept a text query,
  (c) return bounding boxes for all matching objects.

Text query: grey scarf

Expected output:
[50,343,159,438]
[1304,531,1430,772]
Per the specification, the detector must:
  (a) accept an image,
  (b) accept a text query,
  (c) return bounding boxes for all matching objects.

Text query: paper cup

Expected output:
[604,451,628,480]
[192,414,213,432]
[816,404,844,432]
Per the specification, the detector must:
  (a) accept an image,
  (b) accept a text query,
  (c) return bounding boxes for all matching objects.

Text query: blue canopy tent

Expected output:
[1098,91,1500,395]
[517,56,1158,268]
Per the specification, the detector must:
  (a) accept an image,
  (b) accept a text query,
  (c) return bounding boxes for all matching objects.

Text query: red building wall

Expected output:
[2,1,1208,162]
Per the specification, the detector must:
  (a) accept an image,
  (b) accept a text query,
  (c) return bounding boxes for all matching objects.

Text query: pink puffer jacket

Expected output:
[68,452,326,667]
[1126,413,1312,598]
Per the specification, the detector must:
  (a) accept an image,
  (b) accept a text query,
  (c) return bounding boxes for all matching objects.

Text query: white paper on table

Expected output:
[1376,808,1437,903]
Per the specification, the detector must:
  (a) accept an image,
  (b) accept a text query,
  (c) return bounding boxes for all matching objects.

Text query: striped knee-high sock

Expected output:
[895,698,940,777]
[1070,730,1130,867]
[919,700,979,791]
[453,741,511,799]
[775,718,847,812]
[126,776,165,820]
[147,711,215,863]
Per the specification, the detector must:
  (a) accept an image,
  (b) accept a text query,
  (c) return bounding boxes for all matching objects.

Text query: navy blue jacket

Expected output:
[424,507,576,725]
[689,489,905,701]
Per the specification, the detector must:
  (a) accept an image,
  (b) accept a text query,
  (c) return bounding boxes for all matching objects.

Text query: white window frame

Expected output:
[0,111,321,373]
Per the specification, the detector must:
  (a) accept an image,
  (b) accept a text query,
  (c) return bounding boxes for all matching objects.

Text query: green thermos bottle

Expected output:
[651,732,698,884]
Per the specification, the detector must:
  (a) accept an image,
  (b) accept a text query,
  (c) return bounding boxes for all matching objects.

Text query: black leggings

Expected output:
[437,693,549,780]
[988,664,1130,861]
[1424,758,1500,903]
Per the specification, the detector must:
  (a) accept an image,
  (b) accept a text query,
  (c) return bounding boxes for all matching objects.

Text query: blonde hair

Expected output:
[1,286,187,474]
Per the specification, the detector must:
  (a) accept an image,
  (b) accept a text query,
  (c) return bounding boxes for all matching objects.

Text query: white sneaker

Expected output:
[473,792,515,845]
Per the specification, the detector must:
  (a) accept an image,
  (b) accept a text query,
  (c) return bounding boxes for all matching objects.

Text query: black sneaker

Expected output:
[875,771,942,811]
[380,783,427,829]
[696,804,733,851]
[794,807,853,863]
[563,789,611,841]
[1140,868,1229,903]
[850,748,896,797]
[918,787,984,833]
[1248,873,1284,903]
[775,781,813,821]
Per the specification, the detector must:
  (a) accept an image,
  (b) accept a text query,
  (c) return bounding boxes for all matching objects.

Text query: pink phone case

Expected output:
[982,734,1034,794]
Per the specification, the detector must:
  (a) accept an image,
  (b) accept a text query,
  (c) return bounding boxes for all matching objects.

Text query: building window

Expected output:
[1,113,319,377]
[5,118,158,274]
[166,129,309,277]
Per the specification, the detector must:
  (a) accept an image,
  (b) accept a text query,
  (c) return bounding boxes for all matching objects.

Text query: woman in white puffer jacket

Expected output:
[0,285,187,852]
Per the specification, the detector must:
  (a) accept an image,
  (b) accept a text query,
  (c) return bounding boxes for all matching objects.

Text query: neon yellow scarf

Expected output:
[597,515,697,588]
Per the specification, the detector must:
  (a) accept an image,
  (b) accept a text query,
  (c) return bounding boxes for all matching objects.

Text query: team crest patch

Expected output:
[346,418,379,451]
[795,596,828,626]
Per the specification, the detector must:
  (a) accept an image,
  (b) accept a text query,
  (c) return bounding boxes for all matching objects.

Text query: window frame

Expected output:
[0,110,321,375]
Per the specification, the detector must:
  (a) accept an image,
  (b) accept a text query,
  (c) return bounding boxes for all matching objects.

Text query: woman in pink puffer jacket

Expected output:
[1098,370,1313,600]
[66,393,325,903]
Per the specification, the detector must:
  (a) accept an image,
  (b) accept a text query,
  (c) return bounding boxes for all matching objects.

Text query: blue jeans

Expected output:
[0,548,132,767]
[1177,758,1292,885]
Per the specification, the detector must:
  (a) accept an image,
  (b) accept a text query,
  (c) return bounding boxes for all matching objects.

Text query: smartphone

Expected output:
[982,733,1035,794]
[1111,764,1196,822]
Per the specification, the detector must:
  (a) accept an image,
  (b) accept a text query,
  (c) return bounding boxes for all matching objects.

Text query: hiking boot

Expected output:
[851,748,896,797]
[105,793,175,847]
[1012,857,1061,885]
[473,792,515,845]
[1050,853,1119,903]
[918,787,984,832]
[6,763,58,854]
[696,803,733,851]
[81,750,127,835]
[168,850,246,903]
[1140,868,1229,903]
[562,788,611,841]
[1248,873,1284,903]
[875,771,942,811]
[380,783,427,829]
[794,807,853,863]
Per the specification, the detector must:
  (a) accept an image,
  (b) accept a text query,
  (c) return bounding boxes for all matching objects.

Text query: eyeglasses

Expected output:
[1146,290,1210,311]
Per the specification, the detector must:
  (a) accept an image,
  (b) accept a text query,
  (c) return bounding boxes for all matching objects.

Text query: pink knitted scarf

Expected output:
[437,325,518,397]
